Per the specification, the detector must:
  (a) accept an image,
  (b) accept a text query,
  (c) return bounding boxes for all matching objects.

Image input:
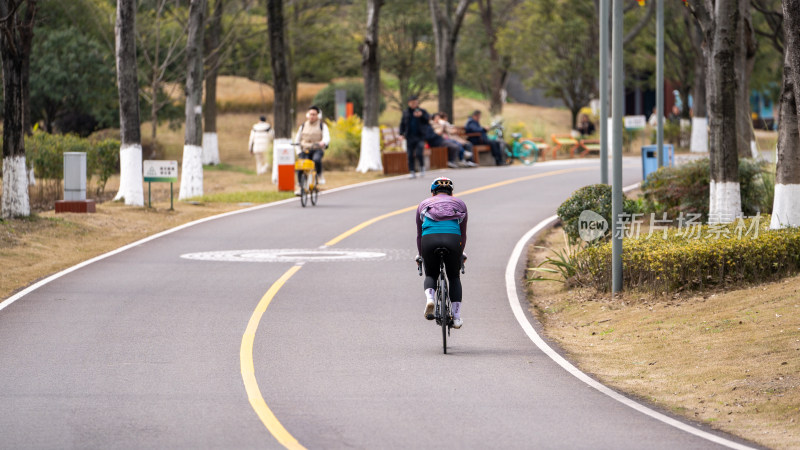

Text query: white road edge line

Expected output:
[505,182,755,450]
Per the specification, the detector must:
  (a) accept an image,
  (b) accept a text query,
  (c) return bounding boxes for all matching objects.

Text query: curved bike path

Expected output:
[0,159,757,449]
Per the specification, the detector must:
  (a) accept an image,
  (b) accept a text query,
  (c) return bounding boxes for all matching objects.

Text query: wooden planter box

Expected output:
[382,151,408,175]
[381,146,448,175]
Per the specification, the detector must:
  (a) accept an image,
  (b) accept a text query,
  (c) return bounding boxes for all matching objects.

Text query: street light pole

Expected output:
[612,0,624,293]
[656,0,664,168]
[600,0,609,184]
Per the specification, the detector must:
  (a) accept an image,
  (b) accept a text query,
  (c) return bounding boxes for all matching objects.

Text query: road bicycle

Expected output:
[506,133,539,165]
[417,248,465,354]
[293,145,319,207]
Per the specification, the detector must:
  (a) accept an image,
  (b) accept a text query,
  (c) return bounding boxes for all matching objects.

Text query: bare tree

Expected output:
[429,0,472,120]
[688,0,745,222]
[475,0,521,116]
[357,0,383,173]
[380,0,434,111]
[771,0,800,228]
[1,0,33,218]
[113,0,145,206]
[202,0,223,166]
[137,0,188,148]
[178,0,206,200]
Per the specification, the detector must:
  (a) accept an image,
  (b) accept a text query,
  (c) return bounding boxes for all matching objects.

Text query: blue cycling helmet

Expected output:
[430,177,454,195]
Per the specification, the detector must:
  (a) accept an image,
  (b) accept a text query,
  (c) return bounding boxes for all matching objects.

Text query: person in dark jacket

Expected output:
[399,95,430,179]
[464,110,505,165]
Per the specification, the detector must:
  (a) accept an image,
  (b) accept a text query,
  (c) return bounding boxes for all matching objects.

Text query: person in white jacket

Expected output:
[294,105,331,184]
[249,116,275,175]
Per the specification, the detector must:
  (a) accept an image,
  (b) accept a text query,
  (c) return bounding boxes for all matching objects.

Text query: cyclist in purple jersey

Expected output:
[416,177,468,328]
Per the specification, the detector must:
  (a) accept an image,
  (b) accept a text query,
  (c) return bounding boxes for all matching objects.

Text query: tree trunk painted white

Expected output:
[113,144,144,206]
[690,117,708,152]
[709,180,742,223]
[178,145,204,200]
[202,132,220,165]
[115,0,144,206]
[357,127,383,173]
[2,156,30,218]
[180,0,206,200]
[28,168,36,186]
[771,184,800,228]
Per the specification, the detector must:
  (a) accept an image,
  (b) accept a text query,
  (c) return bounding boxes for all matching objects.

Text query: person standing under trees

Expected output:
[399,95,429,179]
[294,105,330,185]
[249,116,274,175]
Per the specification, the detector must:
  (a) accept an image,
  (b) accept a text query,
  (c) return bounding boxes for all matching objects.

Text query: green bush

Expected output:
[642,158,774,221]
[571,216,800,292]
[311,81,386,120]
[557,184,641,246]
[25,131,120,195]
[325,116,362,169]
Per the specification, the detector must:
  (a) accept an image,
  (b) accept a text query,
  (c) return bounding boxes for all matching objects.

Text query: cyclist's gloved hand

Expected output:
[415,255,423,264]
[461,252,468,262]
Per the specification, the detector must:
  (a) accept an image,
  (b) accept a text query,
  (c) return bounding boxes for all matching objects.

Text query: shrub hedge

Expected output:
[571,216,800,292]
[311,81,386,120]
[642,158,773,221]
[557,184,641,245]
[25,131,120,194]
[325,116,362,169]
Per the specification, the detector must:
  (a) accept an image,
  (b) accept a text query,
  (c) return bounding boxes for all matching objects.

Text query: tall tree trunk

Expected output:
[203,0,223,166]
[1,0,31,218]
[268,0,293,139]
[429,0,471,120]
[708,0,742,222]
[113,0,144,206]
[357,0,383,173]
[19,0,36,136]
[689,18,708,152]
[267,0,293,184]
[179,0,206,200]
[477,0,508,116]
[737,0,757,157]
[771,0,800,228]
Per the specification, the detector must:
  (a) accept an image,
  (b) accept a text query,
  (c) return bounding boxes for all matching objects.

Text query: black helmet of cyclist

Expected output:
[430,177,454,195]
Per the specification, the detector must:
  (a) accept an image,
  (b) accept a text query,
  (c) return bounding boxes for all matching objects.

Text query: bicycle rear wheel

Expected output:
[299,173,308,207]
[310,174,319,206]
[438,272,448,354]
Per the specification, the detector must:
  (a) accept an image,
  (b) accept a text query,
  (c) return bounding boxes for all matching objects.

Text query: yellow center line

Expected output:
[324,167,593,247]
[240,264,306,450]
[243,165,593,448]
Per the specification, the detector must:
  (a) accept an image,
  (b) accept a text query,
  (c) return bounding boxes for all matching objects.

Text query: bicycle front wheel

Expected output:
[298,173,308,207]
[310,174,319,206]
[520,141,538,165]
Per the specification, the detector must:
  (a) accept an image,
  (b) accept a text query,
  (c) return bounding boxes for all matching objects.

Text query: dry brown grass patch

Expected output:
[528,224,800,449]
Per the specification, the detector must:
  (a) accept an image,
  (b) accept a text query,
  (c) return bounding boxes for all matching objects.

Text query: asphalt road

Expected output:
[0,158,756,449]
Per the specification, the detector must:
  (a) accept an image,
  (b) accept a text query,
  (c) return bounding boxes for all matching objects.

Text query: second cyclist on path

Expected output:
[294,105,331,187]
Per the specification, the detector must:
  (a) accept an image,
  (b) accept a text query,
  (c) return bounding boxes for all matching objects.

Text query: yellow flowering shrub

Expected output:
[571,216,800,292]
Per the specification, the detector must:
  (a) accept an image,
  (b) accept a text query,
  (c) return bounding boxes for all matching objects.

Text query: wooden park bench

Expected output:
[574,139,601,157]
[549,134,580,160]
[454,127,494,166]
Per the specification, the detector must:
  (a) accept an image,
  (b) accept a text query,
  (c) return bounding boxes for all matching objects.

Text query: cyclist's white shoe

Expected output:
[453,317,463,329]
[318,175,326,185]
[424,300,435,320]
